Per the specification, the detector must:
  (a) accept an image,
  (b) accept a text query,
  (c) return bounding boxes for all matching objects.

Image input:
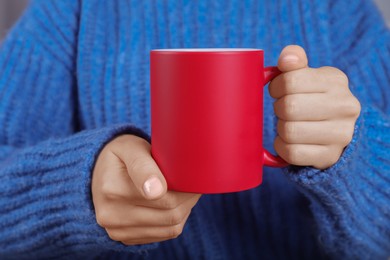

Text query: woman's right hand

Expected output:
[92,135,201,245]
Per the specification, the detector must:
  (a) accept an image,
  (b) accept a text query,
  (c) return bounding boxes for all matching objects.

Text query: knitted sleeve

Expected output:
[285,0,390,258]
[0,1,156,258]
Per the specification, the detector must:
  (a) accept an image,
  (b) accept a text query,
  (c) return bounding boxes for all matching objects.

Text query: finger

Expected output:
[269,67,349,99]
[277,119,354,146]
[274,136,342,169]
[121,211,192,245]
[273,93,356,121]
[269,68,327,99]
[106,212,191,244]
[112,135,168,200]
[134,191,201,210]
[277,45,308,72]
[97,194,200,228]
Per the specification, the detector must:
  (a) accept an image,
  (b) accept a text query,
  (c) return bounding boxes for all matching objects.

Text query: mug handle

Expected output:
[262,66,289,167]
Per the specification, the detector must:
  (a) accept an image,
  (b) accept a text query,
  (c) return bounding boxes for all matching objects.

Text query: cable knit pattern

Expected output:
[0,0,389,259]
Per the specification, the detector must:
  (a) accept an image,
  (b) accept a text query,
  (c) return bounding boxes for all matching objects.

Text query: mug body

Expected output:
[151,49,265,193]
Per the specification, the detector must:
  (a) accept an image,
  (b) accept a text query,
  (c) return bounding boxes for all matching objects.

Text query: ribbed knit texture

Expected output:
[0,0,389,259]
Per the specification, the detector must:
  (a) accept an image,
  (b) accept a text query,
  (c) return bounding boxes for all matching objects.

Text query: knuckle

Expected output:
[283,71,298,87]
[324,66,348,81]
[338,72,349,86]
[107,230,122,242]
[329,148,341,166]
[343,97,361,118]
[322,67,349,90]
[315,147,340,169]
[335,68,348,83]
[279,72,297,94]
[100,182,120,200]
[168,224,184,239]
[351,97,361,117]
[341,129,354,146]
[168,208,186,225]
[282,96,298,119]
[96,209,111,228]
[330,156,340,166]
[129,156,154,175]
[284,145,300,163]
[281,122,296,143]
[160,197,178,210]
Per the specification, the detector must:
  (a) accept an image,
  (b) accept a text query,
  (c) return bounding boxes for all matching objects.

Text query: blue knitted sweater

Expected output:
[0,0,389,259]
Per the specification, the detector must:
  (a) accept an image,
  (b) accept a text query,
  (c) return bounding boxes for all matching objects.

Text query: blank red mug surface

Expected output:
[150,49,287,194]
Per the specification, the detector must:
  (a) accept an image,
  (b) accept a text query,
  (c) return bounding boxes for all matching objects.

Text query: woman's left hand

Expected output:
[269,45,361,169]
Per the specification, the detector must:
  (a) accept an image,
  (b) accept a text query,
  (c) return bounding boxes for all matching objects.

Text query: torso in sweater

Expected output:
[73,1,332,258]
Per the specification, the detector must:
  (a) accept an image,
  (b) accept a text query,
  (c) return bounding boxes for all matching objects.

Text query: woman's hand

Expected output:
[269,45,361,169]
[92,135,201,245]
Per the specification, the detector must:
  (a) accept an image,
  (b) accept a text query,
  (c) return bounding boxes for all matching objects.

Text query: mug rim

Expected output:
[151,48,262,52]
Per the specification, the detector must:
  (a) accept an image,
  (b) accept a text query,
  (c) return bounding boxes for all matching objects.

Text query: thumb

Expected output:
[277,45,308,72]
[130,155,168,200]
[115,135,168,200]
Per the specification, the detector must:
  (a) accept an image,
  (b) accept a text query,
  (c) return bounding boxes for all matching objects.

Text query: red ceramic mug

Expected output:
[150,49,288,194]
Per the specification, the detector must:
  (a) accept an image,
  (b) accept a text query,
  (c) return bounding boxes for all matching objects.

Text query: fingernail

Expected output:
[281,54,299,63]
[143,176,164,198]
